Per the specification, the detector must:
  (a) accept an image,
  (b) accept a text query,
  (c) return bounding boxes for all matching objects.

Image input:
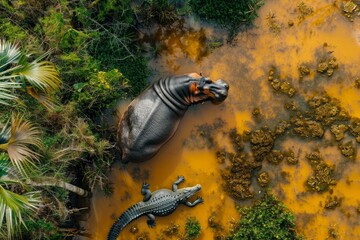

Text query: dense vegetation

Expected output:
[0,0,282,239]
[230,193,302,240]
[189,0,264,37]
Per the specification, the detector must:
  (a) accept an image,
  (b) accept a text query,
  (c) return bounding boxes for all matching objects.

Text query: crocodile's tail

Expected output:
[107,204,142,240]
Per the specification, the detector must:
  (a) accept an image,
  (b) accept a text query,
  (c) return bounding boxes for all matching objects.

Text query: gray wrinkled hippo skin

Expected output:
[116,73,229,163]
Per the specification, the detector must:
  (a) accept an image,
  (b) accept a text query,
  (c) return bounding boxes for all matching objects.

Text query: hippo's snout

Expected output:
[210,79,229,103]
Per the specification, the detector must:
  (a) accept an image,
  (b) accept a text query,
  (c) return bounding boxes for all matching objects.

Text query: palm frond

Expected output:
[0,82,21,106]
[0,40,22,72]
[19,60,61,94]
[0,114,42,176]
[0,186,41,238]
[26,86,58,111]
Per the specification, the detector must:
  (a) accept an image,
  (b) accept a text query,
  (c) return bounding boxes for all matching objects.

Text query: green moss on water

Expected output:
[230,193,302,240]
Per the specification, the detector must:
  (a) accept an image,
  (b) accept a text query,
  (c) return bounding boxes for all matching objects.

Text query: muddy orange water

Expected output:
[88,0,360,239]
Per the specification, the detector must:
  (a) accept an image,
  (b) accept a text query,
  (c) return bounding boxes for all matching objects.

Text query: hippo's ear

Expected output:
[188,73,202,79]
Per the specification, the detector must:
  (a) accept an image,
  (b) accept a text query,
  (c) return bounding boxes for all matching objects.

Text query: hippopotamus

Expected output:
[116,73,229,163]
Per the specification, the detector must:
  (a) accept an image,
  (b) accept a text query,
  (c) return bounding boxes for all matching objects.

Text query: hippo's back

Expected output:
[117,87,184,163]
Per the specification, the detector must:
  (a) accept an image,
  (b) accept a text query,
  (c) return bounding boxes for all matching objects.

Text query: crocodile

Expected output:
[107,176,203,240]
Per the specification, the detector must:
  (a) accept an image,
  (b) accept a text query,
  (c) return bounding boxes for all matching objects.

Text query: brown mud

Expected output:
[88,0,360,239]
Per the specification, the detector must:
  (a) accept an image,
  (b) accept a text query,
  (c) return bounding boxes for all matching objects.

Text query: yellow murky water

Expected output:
[89,0,360,239]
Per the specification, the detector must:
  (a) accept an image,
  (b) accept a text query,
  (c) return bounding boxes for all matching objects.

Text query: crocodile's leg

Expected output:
[172,176,185,192]
[185,197,203,207]
[141,183,152,202]
[146,214,156,228]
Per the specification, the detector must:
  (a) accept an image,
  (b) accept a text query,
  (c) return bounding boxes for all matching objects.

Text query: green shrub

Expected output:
[72,68,129,115]
[185,217,201,240]
[230,193,302,240]
[22,219,64,240]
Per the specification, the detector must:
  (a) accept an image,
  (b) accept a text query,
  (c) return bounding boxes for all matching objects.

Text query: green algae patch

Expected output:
[230,193,302,240]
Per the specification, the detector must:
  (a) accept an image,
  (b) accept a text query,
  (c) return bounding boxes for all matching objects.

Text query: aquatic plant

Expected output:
[185,217,201,240]
[230,193,301,240]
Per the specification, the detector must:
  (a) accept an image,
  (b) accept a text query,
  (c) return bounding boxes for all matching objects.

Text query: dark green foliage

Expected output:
[137,0,179,24]
[185,217,201,240]
[21,219,65,240]
[72,68,130,115]
[230,193,301,240]
[189,0,264,31]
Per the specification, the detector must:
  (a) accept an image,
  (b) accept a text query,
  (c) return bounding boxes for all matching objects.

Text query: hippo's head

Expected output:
[189,74,229,104]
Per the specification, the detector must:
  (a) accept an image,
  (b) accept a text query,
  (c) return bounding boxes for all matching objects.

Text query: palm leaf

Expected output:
[0,40,22,72]
[26,86,58,111]
[0,186,40,239]
[19,60,60,94]
[0,82,21,106]
[0,114,42,176]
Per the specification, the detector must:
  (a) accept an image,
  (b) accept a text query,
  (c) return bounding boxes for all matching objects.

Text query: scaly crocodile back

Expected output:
[107,203,142,240]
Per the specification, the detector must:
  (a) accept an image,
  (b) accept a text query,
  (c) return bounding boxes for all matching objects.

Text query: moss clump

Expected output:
[306,151,336,193]
[185,217,201,240]
[230,193,301,240]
